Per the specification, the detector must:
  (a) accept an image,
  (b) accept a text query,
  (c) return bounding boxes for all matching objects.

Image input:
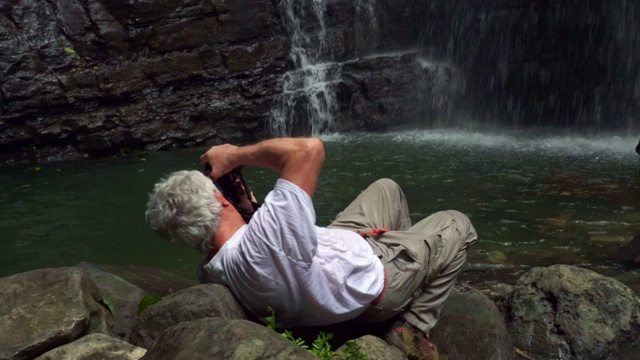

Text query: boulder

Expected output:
[130,283,248,348]
[86,263,196,296]
[34,333,146,360]
[140,317,316,360]
[504,264,640,360]
[0,267,112,360]
[430,286,516,360]
[76,262,150,341]
[334,335,406,360]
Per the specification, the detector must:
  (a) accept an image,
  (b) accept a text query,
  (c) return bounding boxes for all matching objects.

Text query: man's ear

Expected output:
[214,192,230,207]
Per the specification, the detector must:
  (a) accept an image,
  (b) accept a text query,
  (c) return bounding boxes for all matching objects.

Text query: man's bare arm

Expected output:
[200,138,325,198]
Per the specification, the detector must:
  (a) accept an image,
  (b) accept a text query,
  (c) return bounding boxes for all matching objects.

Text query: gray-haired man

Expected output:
[146,137,477,360]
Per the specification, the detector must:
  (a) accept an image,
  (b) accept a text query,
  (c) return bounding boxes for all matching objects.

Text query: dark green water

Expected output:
[1,130,638,280]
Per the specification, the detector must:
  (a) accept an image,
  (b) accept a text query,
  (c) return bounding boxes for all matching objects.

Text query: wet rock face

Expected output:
[0,0,289,165]
[2,0,638,165]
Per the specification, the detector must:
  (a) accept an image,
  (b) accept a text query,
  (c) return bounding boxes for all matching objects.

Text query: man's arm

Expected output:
[200,138,325,198]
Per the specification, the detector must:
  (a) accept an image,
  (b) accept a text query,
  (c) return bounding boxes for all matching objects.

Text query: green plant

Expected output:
[341,340,367,360]
[56,39,96,69]
[310,331,335,359]
[264,307,366,360]
[137,295,163,314]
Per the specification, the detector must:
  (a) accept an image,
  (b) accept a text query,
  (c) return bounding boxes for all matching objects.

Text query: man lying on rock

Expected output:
[145,137,477,360]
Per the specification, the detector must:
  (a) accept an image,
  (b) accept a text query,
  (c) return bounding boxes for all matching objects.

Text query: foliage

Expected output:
[56,39,97,69]
[341,340,367,360]
[282,329,309,350]
[310,331,335,359]
[101,295,116,316]
[265,305,277,330]
[137,295,163,315]
[265,307,366,360]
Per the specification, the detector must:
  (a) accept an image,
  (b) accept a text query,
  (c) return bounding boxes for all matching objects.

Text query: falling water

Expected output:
[270,0,337,137]
[270,0,382,137]
[270,1,640,133]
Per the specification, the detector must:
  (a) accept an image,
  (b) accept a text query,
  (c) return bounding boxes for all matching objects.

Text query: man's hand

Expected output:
[199,144,239,180]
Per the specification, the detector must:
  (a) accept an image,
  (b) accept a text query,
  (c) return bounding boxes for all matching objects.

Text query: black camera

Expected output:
[204,165,260,223]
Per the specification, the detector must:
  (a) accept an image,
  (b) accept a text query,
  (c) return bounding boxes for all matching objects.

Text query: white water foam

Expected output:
[318,129,639,158]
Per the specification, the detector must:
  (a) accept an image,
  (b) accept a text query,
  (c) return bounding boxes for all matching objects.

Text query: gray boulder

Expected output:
[140,317,316,360]
[430,286,516,360]
[504,264,640,360]
[0,267,112,360]
[130,283,248,348]
[34,333,146,360]
[76,262,150,341]
[85,263,196,296]
[334,335,406,360]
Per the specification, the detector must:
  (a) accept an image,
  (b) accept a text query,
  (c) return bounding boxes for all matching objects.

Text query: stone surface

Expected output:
[0,267,113,360]
[335,335,407,360]
[140,317,316,360]
[504,264,640,360]
[34,333,146,360]
[0,0,288,165]
[430,286,516,360]
[76,262,150,341]
[88,263,197,296]
[130,283,248,348]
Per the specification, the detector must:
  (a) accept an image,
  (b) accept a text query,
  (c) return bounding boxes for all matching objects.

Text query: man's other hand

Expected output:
[200,144,239,180]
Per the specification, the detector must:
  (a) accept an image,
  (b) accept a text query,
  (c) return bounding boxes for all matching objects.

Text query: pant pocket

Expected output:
[382,250,427,311]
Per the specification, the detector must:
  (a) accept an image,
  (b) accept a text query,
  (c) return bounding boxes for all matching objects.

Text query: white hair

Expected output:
[145,170,222,253]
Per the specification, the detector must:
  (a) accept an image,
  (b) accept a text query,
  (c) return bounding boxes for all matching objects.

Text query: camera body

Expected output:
[204,165,259,223]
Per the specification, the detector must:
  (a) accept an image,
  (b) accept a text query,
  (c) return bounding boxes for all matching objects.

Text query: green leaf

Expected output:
[102,295,115,316]
[56,39,63,47]
[137,295,163,314]
[63,47,76,54]
[265,306,276,330]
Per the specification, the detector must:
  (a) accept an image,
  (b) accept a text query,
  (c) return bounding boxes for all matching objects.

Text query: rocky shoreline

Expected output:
[1,258,638,360]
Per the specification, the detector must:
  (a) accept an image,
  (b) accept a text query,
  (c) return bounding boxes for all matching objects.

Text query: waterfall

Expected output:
[269,1,640,133]
[270,0,380,137]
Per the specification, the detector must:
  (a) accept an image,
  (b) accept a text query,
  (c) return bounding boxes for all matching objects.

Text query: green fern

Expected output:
[264,307,368,360]
[310,332,335,359]
[282,330,309,350]
[265,306,277,330]
[341,340,367,360]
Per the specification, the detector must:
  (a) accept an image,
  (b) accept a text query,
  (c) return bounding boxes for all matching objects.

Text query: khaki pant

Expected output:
[328,178,477,334]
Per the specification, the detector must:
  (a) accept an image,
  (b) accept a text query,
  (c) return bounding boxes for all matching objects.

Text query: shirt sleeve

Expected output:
[243,179,317,268]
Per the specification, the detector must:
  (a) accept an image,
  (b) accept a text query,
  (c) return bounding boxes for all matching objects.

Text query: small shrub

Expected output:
[265,307,366,360]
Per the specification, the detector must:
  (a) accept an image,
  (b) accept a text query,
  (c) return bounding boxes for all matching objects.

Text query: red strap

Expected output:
[359,227,390,237]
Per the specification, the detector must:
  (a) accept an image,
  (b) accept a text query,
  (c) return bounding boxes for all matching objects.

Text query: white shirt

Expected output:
[204,179,384,327]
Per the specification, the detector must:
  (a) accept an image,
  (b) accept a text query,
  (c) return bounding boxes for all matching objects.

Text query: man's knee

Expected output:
[443,210,477,246]
[368,178,403,197]
[371,178,400,189]
[428,210,476,244]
